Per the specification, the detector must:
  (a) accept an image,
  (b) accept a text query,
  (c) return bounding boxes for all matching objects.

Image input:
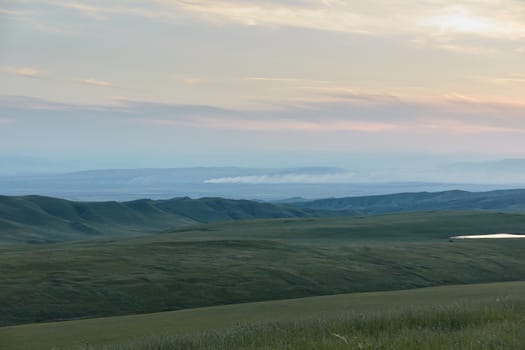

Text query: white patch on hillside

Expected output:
[451,233,525,239]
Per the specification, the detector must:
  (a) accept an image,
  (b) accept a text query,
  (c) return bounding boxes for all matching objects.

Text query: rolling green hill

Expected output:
[0,195,321,244]
[3,189,525,244]
[292,188,525,213]
[2,211,525,326]
[2,281,524,350]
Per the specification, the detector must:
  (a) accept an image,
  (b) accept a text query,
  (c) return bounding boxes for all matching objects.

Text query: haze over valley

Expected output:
[2,161,525,201]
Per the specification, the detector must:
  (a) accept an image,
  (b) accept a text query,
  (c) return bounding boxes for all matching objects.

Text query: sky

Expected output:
[0,0,524,172]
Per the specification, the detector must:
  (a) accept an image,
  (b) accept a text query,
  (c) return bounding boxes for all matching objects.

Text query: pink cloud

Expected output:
[6,67,42,78]
[143,117,398,133]
[79,78,112,87]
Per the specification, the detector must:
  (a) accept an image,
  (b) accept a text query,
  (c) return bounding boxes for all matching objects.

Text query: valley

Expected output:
[1,192,525,349]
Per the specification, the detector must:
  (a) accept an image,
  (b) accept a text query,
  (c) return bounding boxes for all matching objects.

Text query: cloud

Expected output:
[11,0,524,56]
[419,119,525,134]
[181,77,207,85]
[3,94,525,138]
[104,92,523,136]
[443,93,482,104]
[166,0,381,34]
[13,0,103,17]
[245,77,335,84]
[127,92,525,137]
[12,0,177,21]
[3,68,115,87]
[421,6,522,38]
[410,38,499,55]
[484,75,525,85]
[5,67,43,78]
[0,2,72,33]
[165,0,525,41]
[4,67,115,88]
[146,117,398,133]
[0,95,118,111]
[50,1,100,17]
[79,78,112,87]
[18,0,525,40]
[303,87,401,104]
[0,8,26,15]
[3,95,525,157]
[16,0,525,38]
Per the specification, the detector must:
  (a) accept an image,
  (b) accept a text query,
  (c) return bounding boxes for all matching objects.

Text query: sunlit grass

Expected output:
[64,300,525,350]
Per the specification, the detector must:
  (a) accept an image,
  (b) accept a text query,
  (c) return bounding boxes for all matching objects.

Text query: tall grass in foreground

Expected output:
[66,300,525,350]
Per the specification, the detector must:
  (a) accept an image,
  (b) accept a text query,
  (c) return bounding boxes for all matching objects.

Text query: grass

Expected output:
[1,281,524,350]
[99,303,525,350]
[2,211,525,326]
[2,211,525,349]
[161,210,525,242]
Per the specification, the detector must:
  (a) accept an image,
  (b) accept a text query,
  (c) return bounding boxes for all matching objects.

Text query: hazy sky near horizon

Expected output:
[1,0,524,170]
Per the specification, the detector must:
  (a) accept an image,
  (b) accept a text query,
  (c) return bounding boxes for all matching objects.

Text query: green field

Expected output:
[2,211,525,327]
[1,281,524,350]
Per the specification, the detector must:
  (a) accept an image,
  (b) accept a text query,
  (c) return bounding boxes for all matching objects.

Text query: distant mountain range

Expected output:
[448,159,525,172]
[0,167,358,201]
[292,189,525,214]
[0,166,519,201]
[444,159,525,183]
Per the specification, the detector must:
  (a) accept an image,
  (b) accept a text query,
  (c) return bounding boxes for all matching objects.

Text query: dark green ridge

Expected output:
[3,188,525,244]
[292,188,525,213]
[0,195,327,244]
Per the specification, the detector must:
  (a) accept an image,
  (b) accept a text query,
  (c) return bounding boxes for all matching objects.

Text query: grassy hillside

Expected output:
[2,211,525,326]
[163,210,525,242]
[293,189,525,213]
[4,189,525,244]
[0,195,319,243]
[2,281,524,350]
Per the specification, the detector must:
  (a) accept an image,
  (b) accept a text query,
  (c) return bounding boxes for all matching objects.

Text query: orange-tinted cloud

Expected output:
[79,78,112,87]
[5,67,43,78]
[145,117,398,133]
